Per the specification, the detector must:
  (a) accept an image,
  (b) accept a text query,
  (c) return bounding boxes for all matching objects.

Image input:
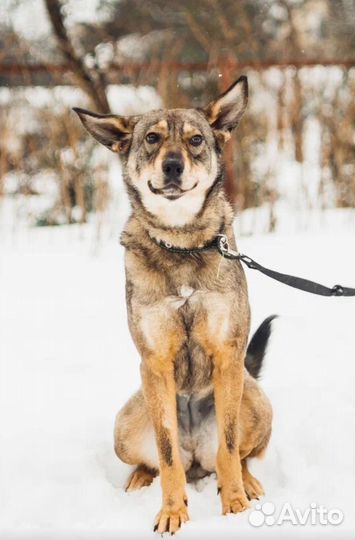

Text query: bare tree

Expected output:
[44,0,110,113]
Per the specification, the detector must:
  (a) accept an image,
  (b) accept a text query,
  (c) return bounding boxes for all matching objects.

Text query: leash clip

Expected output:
[216,234,240,258]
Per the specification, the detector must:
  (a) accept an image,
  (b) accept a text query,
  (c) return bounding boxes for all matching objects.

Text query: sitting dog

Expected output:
[74,76,273,534]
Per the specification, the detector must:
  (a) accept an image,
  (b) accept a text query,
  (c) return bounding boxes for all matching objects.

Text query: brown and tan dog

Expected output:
[74,76,273,534]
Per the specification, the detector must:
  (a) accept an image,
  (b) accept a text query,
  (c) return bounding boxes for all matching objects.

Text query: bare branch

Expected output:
[44,0,110,112]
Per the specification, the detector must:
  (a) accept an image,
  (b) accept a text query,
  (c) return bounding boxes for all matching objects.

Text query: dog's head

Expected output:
[74,76,247,227]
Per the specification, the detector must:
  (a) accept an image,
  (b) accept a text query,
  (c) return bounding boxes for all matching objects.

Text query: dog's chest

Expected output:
[171,284,231,338]
[179,285,195,298]
[171,285,231,394]
[163,284,200,315]
[134,276,234,394]
[175,285,195,306]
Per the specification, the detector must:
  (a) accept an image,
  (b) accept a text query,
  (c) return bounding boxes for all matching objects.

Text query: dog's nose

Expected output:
[162,153,184,181]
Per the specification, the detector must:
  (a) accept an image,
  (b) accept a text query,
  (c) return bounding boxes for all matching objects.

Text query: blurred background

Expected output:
[0,0,354,238]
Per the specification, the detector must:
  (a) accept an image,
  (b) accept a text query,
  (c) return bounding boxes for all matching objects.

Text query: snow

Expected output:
[1,0,107,40]
[0,208,354,539]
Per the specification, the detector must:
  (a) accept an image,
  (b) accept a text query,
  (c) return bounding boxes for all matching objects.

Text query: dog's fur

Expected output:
[74,76,273,534]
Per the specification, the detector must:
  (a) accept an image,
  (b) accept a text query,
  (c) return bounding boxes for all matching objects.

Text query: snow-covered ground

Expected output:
[0,208,354,539]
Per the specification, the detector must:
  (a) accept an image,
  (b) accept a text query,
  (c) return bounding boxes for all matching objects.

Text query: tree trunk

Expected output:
[44,0,110,113]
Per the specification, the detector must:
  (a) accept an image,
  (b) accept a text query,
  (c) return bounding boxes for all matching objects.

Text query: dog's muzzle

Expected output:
[148,180,198,200]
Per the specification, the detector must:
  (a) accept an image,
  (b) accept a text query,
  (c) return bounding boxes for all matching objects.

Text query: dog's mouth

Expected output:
[148,180,198,200]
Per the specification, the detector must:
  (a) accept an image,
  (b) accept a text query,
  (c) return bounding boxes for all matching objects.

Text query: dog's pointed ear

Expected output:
[73,107,138,154]
[204,76,248,142]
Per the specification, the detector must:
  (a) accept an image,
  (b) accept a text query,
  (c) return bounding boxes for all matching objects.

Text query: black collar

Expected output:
[153,236,218,254]
[150,233,232,257]
[149,233,355,296]
[149,219,227,254]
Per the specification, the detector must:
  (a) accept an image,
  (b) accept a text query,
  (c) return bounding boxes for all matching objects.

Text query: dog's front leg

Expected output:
[213,344,250,514]
[141,356,189,534]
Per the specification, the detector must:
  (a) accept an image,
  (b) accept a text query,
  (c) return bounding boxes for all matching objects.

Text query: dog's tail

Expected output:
[245,315,277,379]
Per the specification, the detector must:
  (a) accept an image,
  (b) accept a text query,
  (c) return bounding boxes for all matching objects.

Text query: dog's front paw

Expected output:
[218,484,250,515]
[153,500,189,534]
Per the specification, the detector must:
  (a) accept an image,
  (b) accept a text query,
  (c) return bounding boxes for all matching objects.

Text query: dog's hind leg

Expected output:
[125,463,157,492]
[240,432,271,500]
[239,372,272,500]
[241,459,264,500]
[114,389,159,490]
[193,373,272,501]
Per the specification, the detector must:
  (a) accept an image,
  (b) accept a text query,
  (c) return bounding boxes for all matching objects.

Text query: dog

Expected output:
[74,75,273,534]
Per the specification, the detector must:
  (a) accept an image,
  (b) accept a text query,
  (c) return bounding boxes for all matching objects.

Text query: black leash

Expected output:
[155,234,355,297]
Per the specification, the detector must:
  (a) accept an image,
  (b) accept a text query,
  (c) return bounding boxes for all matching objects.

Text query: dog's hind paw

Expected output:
[242,462,265,500]
[243,474,264,500]
[125,464,157,492]
[219,485,250,515]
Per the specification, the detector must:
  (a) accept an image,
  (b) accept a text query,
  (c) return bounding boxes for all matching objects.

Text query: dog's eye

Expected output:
[145,132,161,144]
[189,134,203,146]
